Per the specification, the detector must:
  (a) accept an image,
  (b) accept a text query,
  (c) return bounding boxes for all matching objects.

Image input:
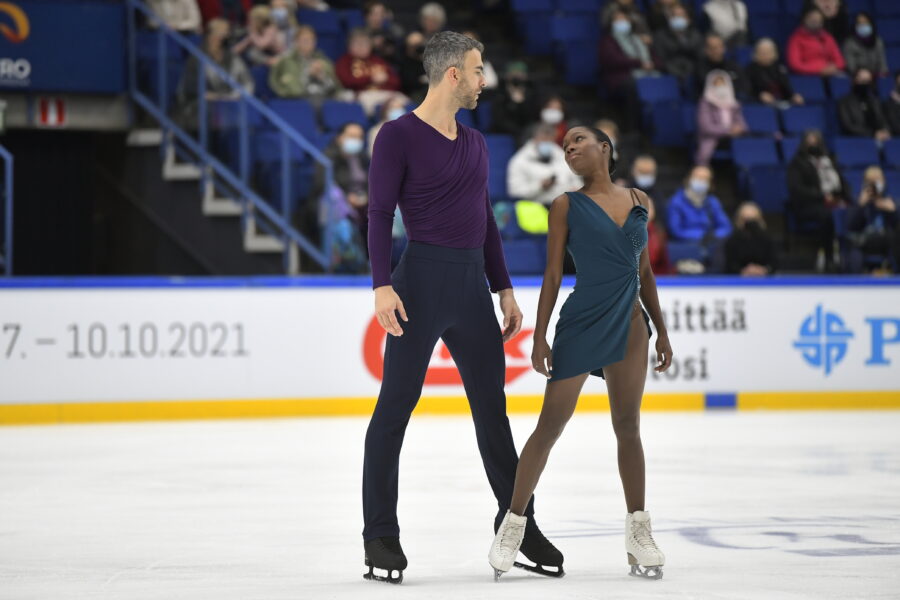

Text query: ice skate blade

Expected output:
[493,568,502,582]
[513,561,565,578]
[363,564,404,584]
[628,564,663,580]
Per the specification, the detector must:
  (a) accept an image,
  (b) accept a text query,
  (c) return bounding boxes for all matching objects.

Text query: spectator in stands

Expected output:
[367,94,406,156]
[175,18,253,128]
[147,0,202,33]
[653,4,703,88]
[197,0,250,26]
[462,30,498,90]
[595,118,637,181]
[645,196,674,274]
[418,3,446,40]
[364,1,403,64]
[746,38,805,107]
[269,25,343,102]
[787,8,845,76]
[336,28,402,115]
[492,61,538,139]
[805,0,850,45]
[269,0,298,48]
[695,69,747,166]
[233,6,286,67]
[507,124,582,206]
[538,95,569,147]
[884,71,900,135]
[627,154,666,216]
[842,12,888,77]
[600,8,659,129]
[847,166,899,272]
[601,0,651,43]
[667,165,732,243]
[702,0,748,49]
[724,202,777,275]
[787,129,849,272]
[397,31,429,101]
[838,68,891,142]
[308,122,370,245]
[698,33,745,96]
[647,0,681,33]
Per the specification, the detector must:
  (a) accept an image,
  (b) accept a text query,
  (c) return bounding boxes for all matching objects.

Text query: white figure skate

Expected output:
[625,510,665,580]
[488,510,527,581]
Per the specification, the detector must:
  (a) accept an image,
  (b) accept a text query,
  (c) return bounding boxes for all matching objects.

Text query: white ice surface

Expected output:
[2,412,899,600]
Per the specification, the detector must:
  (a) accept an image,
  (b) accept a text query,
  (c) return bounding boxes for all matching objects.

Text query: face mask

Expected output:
[387,107,405,121]
[710,84,730,100]
[635,174,656,189]
[541,108,563,125]
[670,16,688,31]
[856,23,873,38]
[875,180,885,194]
[272,7,288,21]
[807,144,824,157]
[612,20,632,35]
[689,178,709,195]
[536,141,556,158]
[341,138,364,155]
[744,219,763,233]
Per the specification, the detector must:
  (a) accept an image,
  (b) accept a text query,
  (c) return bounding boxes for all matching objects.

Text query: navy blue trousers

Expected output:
[362,242,534,541]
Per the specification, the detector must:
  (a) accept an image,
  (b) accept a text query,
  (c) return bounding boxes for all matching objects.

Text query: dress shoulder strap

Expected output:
[629,188,643,207]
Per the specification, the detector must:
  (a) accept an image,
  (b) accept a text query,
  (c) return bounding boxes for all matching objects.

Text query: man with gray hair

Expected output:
[363,31,564,584]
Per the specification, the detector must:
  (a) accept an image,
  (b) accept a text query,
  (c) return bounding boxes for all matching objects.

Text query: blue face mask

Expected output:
[635,174,656,189]
[670,16,688,31]
[612,20,632,35]
[856,23,873,38]
[689,178,709,195]
[341,138,364,155]
[536,141,556,158]
[272,7,288,21]
[387,107,405,121]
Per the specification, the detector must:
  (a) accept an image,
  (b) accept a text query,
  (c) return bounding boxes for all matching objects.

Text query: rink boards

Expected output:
[0,276,898,424]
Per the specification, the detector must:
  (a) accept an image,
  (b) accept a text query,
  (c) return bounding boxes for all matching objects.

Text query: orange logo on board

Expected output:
[0,2,29,44]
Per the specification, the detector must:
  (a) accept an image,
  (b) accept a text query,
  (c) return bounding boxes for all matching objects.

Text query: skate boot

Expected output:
[625,511,664,580]
[488,510,527,581]
[492,511,565,578]
[363,536,407,584]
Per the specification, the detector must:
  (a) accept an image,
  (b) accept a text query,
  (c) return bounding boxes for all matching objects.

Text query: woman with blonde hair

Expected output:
[233,5,286,66]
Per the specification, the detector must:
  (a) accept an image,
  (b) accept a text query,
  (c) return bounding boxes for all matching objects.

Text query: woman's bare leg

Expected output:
[509,372,590,515]
[602,305,650,513]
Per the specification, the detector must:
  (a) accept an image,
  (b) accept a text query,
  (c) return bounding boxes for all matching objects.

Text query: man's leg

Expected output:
[362,259,446,540]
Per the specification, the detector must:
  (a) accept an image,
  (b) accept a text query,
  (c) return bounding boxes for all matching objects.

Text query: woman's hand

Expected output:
[654,333,673,373]
[531,337,553,379]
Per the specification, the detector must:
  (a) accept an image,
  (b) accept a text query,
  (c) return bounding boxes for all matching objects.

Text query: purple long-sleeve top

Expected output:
[367,112,512,292]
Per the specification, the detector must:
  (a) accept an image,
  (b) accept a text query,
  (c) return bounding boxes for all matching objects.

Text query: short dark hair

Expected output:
[422,31,484,86]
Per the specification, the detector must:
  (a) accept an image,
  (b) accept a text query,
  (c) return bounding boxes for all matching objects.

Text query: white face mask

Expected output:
[341,137,364,155]
[541,108,563,125]
[689,178,710,196]
[635,173,656,189]
[536,141,556,158]
[387,107,405,121]
[875,180,885,194]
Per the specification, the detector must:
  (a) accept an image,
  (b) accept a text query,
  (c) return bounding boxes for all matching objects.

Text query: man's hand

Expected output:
[374,285,407,336]
[498,289,523,343]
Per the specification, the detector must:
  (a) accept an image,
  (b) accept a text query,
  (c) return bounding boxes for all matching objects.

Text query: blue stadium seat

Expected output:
[887,47,900,73]
[636,75,680,104]
[253,133,312,214]
[742,105,780,135]
[682,103,697,137]
[730,45,753,68]
[877,76,893,99]
[136,30,185,60]
[253,131,306,163]
[667,241,706,264]
[833,136,880,168]
[250,65,273,101]
[732,138,779,168]
[843,168,866,198]
[879,19,900,45]
[781,105,826,136]
[844,0,873,14]
[502,238,546,274]
[789,76,827,103]
[560,41,598,85]
[298,9,342,34]
[489,168,509,200]
[456,109,476,129]
[557,0,601,11]
[748,166,788,213]
[883,138,900,169]
[748,0,780,14]
[268,99,318,137]
[550,15,600,40]
[340,9,364,31]
[476,100,493,132]
[886,170,900,194]
[827,76,851,99]
[316,35,345,62]
[874,0,900,15]
[748,14,779,42]
[321,100,368,131]
[510,0,554,11]
[517,14,554,55]
[485,134,516,168]
[209,99,264,129]
[780,137,801,162]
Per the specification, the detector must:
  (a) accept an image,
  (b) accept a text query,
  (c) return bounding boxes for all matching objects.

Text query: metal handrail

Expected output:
[126,0,334,271]
[0,143,12,276]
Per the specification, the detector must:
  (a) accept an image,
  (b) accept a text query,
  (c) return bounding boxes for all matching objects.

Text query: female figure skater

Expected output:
[488,126,673,580]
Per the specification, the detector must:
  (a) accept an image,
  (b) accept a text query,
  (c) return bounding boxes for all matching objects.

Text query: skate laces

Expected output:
[631,520,658,551]
[499,519,525,556]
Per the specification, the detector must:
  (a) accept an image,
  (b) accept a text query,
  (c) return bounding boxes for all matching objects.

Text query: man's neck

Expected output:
[414,87,461,137]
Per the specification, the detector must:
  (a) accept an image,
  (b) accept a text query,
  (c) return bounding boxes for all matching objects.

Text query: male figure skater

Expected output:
[362,31,563,584]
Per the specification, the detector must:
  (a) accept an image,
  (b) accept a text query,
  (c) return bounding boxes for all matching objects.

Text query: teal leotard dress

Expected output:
[549,189,653,382]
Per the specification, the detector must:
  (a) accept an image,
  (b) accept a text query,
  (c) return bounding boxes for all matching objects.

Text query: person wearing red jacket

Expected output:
[336,28,404,116]
[196,0,251,26]
[787,7,846,76]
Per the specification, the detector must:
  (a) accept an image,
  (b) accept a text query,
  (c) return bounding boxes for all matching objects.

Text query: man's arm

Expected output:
[368,123,405,289]
[483,190,512,293]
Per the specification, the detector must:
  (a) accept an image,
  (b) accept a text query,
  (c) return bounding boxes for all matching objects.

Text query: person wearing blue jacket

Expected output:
[666,165,732,242]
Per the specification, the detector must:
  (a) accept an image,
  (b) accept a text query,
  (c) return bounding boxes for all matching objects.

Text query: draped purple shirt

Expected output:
[367,112,512,293]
